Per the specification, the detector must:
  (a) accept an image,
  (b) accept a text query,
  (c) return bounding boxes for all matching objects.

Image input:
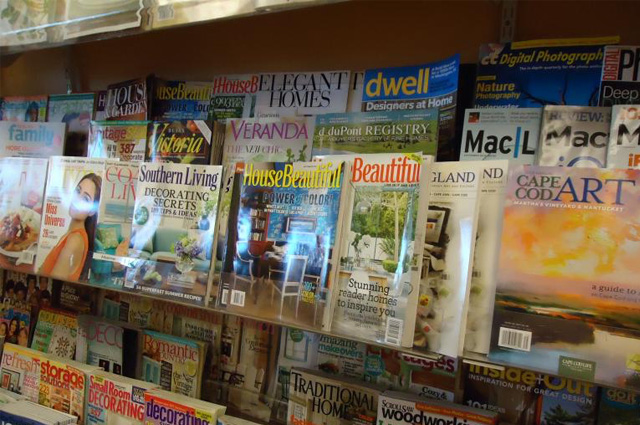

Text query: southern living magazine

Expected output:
[312,110,439,157]
[361,56,460,161]
[141,330,207,398]
[209,74,259,122]
[597,387,640,425]
[254,70,350,118]
[105,77,149,121]
[63,0,143,40]
[599,46,640,106]
[0,96,47,122]
[537,106,611,168]
[607,104,640,169]
[35,157,105,283]
[378,391,498,425]
[30,307,78,359]
[220,161,348,331]
[464,161,509,355]
[143,388,226,425]
[47,93,95,157]
[89,160,138,289]
[414,161,481,358]
[0,122,65,158]
[87,121,148,162]
[287,367,384,425]
[151,79,213,120]
[462,362,597,425]
[474,37,617,107]
[0,343,42,402]
[460,109,541,164]
[222,117,313,167]
[147,120,213,164]
[0,157,48,274]
[86,370,157,425]
[124,162,222,305]
[489,165,640,389]
[330,154,430,347]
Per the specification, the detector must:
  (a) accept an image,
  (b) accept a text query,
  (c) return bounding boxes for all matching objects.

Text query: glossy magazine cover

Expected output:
[0,96,47,122]
[47,93,95,157]
[151,79,213,120]
[607,105,640,169]
[599,46,640,106]
[0,122,65,158]
[209,74,259,122]
[147,120,213,164]
[88,121,148,162]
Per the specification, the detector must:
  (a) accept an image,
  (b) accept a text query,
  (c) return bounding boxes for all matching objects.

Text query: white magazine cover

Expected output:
[607,104,640,168]
[210,74,260,122]
[0,122,65,158]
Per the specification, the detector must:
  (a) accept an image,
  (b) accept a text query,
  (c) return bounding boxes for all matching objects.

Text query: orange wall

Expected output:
[1,0,640,96]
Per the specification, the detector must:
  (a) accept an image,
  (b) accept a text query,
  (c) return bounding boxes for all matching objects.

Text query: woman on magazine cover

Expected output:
[39,173,102,282]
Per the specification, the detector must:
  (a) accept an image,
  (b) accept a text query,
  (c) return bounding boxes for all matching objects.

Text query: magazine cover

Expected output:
[361,55,459,161]
[0,271,36,347]
[54,281,96,315]
[0,343,42,402]
[329,154,429,348]
[464,161,509,355]
[462,362,598,425]
[312,110,439,157]
[141,330,207,398]
[47,93,95,157]
[94,91,107,121]
[222,117,313,166]
[87,121,148,161]
[105,77,149,121]
[414,161,481,358]
[124,162,222,305]
[63,0,143,40]
[143,388,226,425]
[474,37,618,107]
[288,367,383,425]
[89,160,138,289]
[490,165,640,389]
[537,106,611,168]
[209,74,259,122]
[86,370,157,425]
[378,391,498,425]
[151,79,213,120]
[0,122,65,158]
[600,46,640,106]
[36,157,105,282]
[607,104,640,169]
[597,387,640,425]
[460,109,541,164]
[30,307,78,359]
[346,71,364,113]
[254,70,350,118]
[316,334,365,379]
[219,161,348,330]
[0,96,47,122]
[147,120,213,164]
[0,158,48,273]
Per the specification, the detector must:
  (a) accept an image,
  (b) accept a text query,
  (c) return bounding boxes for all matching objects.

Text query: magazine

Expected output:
[124,162,223,305]
[219,161,348,330]
[312,110,439,157]
[143,388,226,425]
[361,55,460,161]
[607,104,640,168]
[141,330,207,398]
[146,120,214,164]
[89,160,138,289]
[87,121,148,161]
[30,308,78,359]
[0,271,38,347]
[464,161,509,355]
[105,77,149,121]
[209,74,259,122]
[0,158,48,273]
[222,117,313,166]
[0,343,42,401]
[0,122,65,158]
[47,94,95,157]
[0,96,47,122]
[460,109,541,164]
[316,334,365,379]
[288,368,383,425]
[330,154,431,347]
[462,362,598,425]
[414,161,481,358]
[490,165,640,389]
[35,157,105,282]
[151,79,213,120]
[93,92,107,122]
[63,0,143,40]
[600,46,640,106]
[346,71,364,113]
[378,391,498,425]
[597,387,640,425]
[254,70,350,118]
[85,370,157,425]
[537,106,611,168]
[474,37,618,107]
[54,282,96,315]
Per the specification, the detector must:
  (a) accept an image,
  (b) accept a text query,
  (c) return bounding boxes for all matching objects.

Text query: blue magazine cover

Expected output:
[151,79,213,120]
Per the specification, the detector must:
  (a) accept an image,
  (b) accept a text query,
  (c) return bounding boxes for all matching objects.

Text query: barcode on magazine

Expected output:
[157,5,175,21]
[385,318,403,346]
[221,289,229,305]
[498,327,532,351]
[230,290,246,307]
